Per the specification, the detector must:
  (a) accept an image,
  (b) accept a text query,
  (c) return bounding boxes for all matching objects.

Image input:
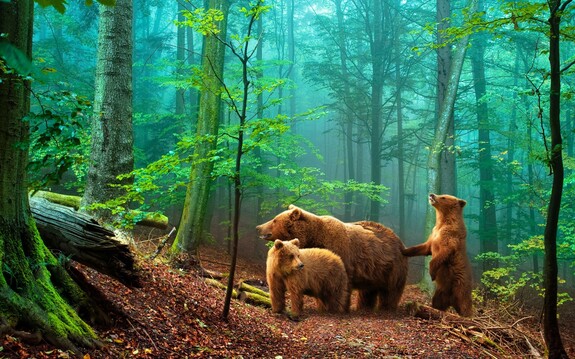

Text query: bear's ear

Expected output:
[459,199,467,208]
[289,207,302,221]
[291,238,300,247]
[288,204,296,210]
[274,239,284,249]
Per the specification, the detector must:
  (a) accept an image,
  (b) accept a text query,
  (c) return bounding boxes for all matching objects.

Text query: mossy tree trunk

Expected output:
[170,0,229,256]
[0,0,100,352]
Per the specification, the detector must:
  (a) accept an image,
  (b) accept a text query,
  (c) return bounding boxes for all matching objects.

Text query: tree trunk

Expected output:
[82,0,134,221]
[543,2,568,357]
[30,198,141,287]
[171,0,229,255]
[436,0,456,195]
[369,0,385,221]
[470,1,498,272]
[176,1,186,118]
[0,0,100,351]
[425,0,476,291]
[335,0,355,221]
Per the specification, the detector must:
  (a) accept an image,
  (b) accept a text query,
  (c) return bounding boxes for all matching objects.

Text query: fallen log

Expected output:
[30,197,141,287]
[204,278,271,308]
[32,190,169,229]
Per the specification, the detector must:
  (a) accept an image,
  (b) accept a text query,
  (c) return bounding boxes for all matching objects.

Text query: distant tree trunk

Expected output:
[335,0,355,221]
[187,24,198,122]
[369,0,385,221]
[287,0,296,125]
[470,1,498,272]
[393,2,406,239]
[0,0,100,351]
[542,1,569,357]
[170,0,229,255]
[83,0,134,220]
[436,0,456,194]
[176,1,186,118]
[425,2,475,290]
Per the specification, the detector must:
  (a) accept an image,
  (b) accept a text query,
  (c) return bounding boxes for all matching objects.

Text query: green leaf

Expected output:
[0,42,32,75]
[97,0,116,5]
[35,0,67,13]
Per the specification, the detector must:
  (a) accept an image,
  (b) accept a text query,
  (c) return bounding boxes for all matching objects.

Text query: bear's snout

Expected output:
[256,224,272,240]
[297,262,304,270]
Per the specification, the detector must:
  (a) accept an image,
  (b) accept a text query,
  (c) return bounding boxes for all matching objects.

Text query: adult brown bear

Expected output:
[257,205,407,311]
[402,194,473,317]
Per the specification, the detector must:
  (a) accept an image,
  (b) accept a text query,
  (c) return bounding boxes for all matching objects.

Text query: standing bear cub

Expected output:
[402,193,473,317]
[266,239,349,319]
[258,205,407,311]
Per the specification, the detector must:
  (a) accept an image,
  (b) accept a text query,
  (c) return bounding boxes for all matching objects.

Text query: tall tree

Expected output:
[368,0,386,221]
[0,0,100,351]
[470,0,498,272]
[170,0,230,255]
[82,0,134,221]
[542,0,569,356]
[436,0,456,194]
[425,0,476,289]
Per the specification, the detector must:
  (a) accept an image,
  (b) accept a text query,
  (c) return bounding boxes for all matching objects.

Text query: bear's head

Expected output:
[270,239,304,275]
[256,204,306,242]
[429,193,466,216]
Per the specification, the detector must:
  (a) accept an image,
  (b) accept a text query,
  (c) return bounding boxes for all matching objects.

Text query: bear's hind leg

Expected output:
[357,289,378,310]
[452,287,473,317]
[431,288,450,311]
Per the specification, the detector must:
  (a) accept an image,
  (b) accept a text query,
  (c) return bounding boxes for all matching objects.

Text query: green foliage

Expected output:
[477,237,573,306]
[26,89,91,191]
[0,41,33,77]
[176,8,225,36]
[35,0,116,14]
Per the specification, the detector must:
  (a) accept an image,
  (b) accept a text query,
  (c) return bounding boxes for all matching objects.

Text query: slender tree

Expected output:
[470,0,498,272]
[0,0,101,351]
[436,0,456,194]
[222,1,266,319]
[542,0,569,356]
[82,0,134,221]
[170,0,230,255]
[368,0,386,221]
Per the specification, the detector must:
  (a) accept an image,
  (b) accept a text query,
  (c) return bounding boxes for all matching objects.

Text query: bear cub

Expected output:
[266,239,349,319]
[402,193,473,317]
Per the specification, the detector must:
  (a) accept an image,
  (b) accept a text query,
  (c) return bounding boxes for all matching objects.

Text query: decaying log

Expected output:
[30,197,141,287]
[204,278,271,308]
[32,190,169,229]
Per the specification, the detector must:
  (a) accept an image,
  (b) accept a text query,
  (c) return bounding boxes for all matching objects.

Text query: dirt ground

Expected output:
[2,239,574,358]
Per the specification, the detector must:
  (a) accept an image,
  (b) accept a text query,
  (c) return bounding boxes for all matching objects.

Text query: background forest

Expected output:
[25,0,575,315]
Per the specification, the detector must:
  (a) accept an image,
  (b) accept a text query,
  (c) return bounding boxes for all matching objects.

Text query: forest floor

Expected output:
[2,235,575,358]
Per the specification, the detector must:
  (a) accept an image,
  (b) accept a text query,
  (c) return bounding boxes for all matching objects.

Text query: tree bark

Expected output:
[470,0,498,272]
[424,0,476,291]
[543,1,569,357]
[368,0,385,221]
[171,0,229,255]
[0,0,100,351]
[30,198,141,287]
[82,0,134,221]
[436,0,456,194]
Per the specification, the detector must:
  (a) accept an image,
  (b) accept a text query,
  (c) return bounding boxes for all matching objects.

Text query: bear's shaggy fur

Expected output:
[266,239,349,319]
[258,205,407,311]
[402,193,473,317]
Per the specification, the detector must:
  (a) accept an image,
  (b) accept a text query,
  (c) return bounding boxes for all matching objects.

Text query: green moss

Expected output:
[0,216,99,351]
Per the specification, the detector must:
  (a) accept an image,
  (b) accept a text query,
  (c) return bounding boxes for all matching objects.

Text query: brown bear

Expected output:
[266,239,349,319]
[402,193,473,317]
[257,205,407,311]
